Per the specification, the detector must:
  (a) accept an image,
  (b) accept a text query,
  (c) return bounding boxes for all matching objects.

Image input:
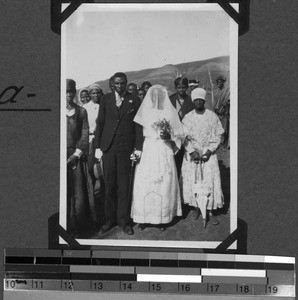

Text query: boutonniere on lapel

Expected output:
[127,99,135,115]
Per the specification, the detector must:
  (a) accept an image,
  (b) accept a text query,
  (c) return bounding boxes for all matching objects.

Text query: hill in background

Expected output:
[86,55,229,95]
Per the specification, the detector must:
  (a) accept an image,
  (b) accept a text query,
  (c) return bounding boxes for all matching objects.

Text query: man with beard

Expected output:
[94,72,143,235]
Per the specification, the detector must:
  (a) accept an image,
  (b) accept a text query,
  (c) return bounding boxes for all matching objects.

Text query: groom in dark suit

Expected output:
[94,72,143,235]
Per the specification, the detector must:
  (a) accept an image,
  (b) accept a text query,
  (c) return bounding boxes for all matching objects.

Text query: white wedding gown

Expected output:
[131,126,182,224]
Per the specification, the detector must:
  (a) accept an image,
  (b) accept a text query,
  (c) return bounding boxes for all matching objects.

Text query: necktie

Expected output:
[177,97,184,118]
[116,94,124,108]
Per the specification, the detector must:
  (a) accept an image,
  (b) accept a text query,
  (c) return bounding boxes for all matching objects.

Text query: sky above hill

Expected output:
[62,4,237,89]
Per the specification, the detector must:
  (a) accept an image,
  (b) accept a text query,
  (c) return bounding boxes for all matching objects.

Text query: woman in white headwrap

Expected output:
[181,88,224,226]
[79,88,90,106]
[131,85,184,230]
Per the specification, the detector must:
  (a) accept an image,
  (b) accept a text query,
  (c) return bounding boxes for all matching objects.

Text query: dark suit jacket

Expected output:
[67,105,89,156]
[94,92,143,152]
[169,93,194,120]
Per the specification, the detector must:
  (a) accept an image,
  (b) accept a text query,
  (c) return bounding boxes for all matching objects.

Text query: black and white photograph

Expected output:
[60,3,238,248]
[2,2,298,299]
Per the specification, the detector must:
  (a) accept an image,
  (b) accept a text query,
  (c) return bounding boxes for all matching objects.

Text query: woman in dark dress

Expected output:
[66,79,90,234]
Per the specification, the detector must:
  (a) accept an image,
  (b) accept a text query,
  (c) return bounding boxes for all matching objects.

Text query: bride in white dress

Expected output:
[131,85,184,231]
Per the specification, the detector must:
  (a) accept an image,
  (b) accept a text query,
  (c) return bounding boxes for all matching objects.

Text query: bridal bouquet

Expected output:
[152,118,171,134]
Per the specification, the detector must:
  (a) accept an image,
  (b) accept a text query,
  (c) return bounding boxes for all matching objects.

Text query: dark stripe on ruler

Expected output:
[121,259,149,267]
[34,249,62,257]
[92,258,120,266]
[62,258,91,265]
[179,260,207,268]
[5,249,35,257]
[5,257,34,264]
[207,261,235,269]
[71,273,137,281]
[265,263,294,270]
[150,259,178,268]
[5,265,69,273]
[235,262,265,269]
[5,272,71,280]
[0,109,51,111]
[63,250,91,258]
[36,257,62,265]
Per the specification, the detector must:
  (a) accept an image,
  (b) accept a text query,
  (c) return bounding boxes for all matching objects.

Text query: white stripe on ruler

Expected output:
[137,274,202,283]
[201,269,266,277]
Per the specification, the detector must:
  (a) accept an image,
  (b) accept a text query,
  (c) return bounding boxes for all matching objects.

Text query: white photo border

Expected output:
[60,3,238,249]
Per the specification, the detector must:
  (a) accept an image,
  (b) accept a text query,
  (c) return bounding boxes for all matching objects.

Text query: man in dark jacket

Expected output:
[66,79,90,234]
[94,72,143,235]
[169,77,195,179]
[169,77,194,121]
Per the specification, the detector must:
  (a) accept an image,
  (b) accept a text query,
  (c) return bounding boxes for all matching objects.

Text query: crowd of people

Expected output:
[66,72,230,237]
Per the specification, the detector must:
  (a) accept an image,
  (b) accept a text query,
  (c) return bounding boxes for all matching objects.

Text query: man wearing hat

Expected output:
[94,72,143,235]
[82,83,104,227]
[181,88,224,226]
[213,75,230,148]
[66,79,90,234]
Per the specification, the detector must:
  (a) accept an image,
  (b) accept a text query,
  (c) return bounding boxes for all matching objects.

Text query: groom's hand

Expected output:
[130,150,142,162]
[95,148,103,161]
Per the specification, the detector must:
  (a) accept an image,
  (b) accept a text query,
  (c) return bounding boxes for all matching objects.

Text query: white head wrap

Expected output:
[75,88,89,106]
[191,88,206,102]
[88,83,102,93]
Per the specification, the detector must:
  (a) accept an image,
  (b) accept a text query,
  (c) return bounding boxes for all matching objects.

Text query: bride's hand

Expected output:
[160,130,171,140]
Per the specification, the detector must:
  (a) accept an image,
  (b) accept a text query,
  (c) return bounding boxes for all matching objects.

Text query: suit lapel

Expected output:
[119,93,131,119]
[108,92,119,117]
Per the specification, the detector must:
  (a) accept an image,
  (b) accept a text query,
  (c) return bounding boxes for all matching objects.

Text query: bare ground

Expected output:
[79,146,231,243]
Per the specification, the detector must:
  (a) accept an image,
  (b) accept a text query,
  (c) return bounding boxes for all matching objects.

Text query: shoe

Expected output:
[99,224,112,234]
[208,214,219,225]
[138,224,146,231]
[124,226,134,235]
[190,208,200,220]
[159,225,166,231]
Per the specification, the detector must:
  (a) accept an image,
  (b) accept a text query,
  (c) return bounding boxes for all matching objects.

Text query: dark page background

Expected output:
[0,1,297,298]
